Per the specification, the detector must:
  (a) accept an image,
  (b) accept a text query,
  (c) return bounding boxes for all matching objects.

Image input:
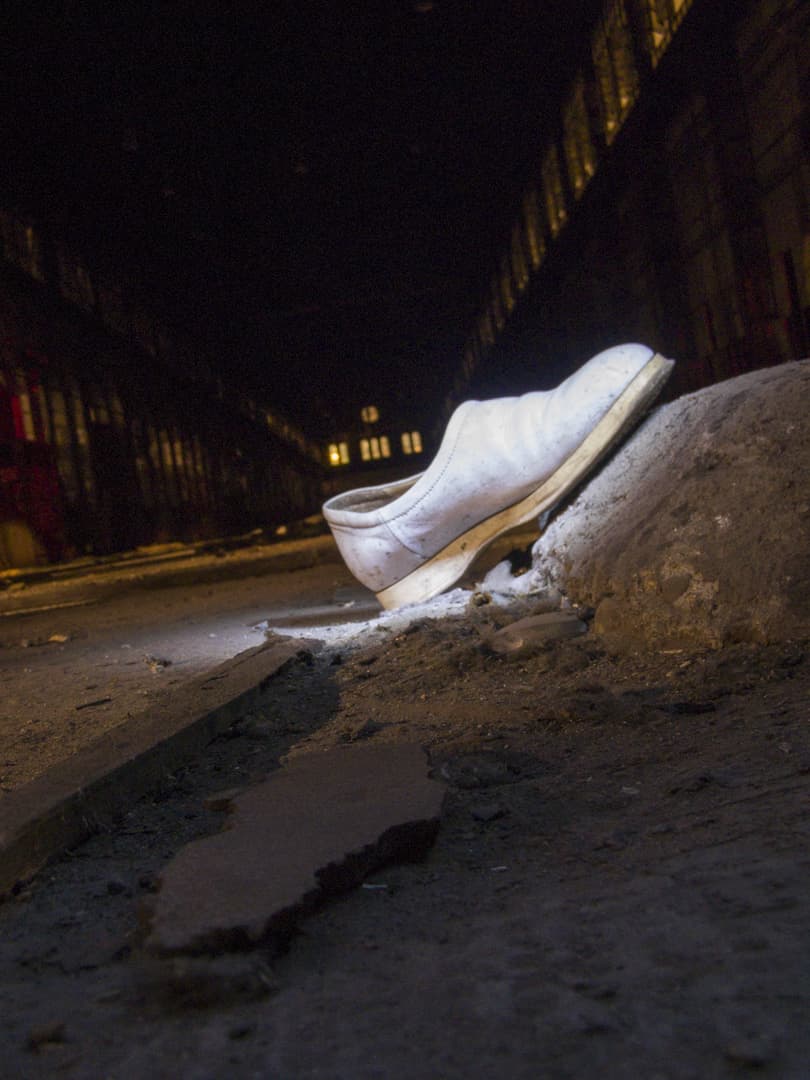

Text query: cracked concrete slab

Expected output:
[0,636,307,897]
[145,743,445,955]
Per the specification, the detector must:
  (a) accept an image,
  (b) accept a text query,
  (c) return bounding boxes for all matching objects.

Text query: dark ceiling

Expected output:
[1,1,598,434]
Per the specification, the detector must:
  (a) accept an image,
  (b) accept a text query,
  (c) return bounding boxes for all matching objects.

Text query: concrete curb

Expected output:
[0,636,308,899]
[0,533,342,595]
[0,536,345,618]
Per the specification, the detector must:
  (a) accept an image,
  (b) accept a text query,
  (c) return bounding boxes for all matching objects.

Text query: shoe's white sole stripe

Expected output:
[375,353,674,610]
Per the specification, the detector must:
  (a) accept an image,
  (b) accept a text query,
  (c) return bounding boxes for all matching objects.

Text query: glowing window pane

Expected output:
[380,436,391,458]
[401,432,412,454]
[22,224,44,280]
[500,255,515,314]
[71,394,89,447]
[18,390,36,441]
[12,374,36,441]
[522,188,547,270]
[643,0,694,67]
[328,443,341,466]
[360,405,379,423]
[411,431,422,453]
[339,441,349,464]
[160,432,174,470]
[542,146,568,238]
[370,437,381,460]
[592,0,639,143]
[491,280,505,331]
[37,386,52,443]
[510,224,530,291]
[479,309,495,347]
[360,438,371,461]
[563,78,597,199]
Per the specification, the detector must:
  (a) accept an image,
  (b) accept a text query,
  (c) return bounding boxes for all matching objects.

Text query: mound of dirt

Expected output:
[531,360,810,651]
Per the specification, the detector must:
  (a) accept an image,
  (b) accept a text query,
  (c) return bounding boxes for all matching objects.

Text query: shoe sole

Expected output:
[376,352,674,610]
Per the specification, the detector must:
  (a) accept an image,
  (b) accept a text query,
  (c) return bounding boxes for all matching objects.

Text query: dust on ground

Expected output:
[1,583,808,1078]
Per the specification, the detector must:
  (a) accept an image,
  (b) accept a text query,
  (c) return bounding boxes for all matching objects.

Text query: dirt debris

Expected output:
[533,360,810,650]
[1,594,808,1077]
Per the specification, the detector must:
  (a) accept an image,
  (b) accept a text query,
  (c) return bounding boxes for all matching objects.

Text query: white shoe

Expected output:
[323,344,674,609]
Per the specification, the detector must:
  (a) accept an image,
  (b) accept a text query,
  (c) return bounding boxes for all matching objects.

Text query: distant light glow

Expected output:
[328,441,350,466]
[401,430,423,455]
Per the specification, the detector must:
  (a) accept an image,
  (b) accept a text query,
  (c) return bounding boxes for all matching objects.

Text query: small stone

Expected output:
[25,1021,66,1050]
[243,720,275,740]
[149,955,279,1009]
[203,790,241,812]
[488,612,587,655]
[778,645,805,668]
[347,719,382,741]
[658,699,717,715]
[228,1023,256,1040]
[724,1037,774,1067]
[470,803,506,822]
[145,655,172,673]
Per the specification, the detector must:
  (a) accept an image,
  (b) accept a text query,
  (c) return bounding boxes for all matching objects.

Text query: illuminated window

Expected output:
[14,381,36,441]
[87,393,109,426]
[327,442,350,466]
[510,224,530,293]
[25,226,44,281]
[542,146,568,238]
[401,430,423,455]
[360,405,379,423]
[522,188,547,270]
[563,78,598,199]
[478,308,496,347]
[359,436,391,461]
[463,347,477,379]
[71,392,89,448]
[491,279,505,331]
[108,392,125,428]
[500,255,515,314]
[0,216,43,280]
[643,0,693,67]
[36,385,52,443]
[592,0,639,146]
[58,251,95,311]
[48,390,79,498]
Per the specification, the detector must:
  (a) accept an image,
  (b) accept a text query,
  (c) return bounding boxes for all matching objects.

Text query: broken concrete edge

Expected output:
[0,637,309,901]
[144,816,443,959]
[142,742,446,958]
